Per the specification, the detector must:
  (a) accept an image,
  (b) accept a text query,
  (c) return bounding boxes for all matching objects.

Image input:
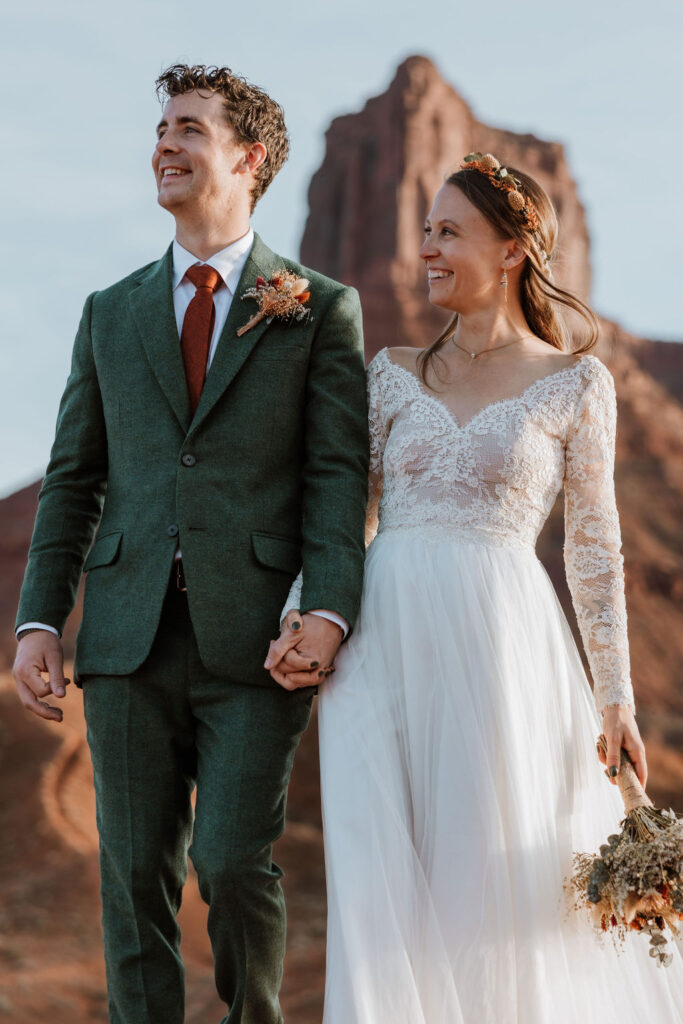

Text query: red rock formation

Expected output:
[302,55,591,357]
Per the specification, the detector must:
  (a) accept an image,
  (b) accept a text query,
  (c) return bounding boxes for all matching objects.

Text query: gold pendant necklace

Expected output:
[452,334,534,360]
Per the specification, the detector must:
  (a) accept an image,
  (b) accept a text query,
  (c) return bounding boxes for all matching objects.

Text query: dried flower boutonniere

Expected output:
[236,270,312,337]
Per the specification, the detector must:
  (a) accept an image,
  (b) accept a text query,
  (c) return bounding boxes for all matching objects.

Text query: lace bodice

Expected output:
[288,347,634,714]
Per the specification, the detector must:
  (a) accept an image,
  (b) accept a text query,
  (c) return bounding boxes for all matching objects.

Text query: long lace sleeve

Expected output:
[563,361,635,715]
[365,353,387,547]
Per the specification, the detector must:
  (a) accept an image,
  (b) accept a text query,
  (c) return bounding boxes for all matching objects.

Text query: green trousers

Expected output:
[82,582,313,1024]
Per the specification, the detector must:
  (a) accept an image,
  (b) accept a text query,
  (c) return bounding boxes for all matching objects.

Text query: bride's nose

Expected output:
[420,238,438,260]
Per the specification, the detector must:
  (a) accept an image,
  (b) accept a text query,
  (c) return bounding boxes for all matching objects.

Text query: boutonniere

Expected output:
[236,270,312,337]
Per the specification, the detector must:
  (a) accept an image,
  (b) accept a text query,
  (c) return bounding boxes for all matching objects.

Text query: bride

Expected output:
[267,154,683,1022]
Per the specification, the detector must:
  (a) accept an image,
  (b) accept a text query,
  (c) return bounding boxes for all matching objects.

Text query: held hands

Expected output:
[264,610,343,691]
[598,704,647,789]
[13,631,71,723]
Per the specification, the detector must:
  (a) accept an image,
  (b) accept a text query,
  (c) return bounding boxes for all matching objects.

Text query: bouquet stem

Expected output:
[597,736,652,813]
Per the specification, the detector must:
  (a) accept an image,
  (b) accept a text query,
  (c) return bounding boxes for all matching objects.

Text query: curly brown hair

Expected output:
[155,64,289,210]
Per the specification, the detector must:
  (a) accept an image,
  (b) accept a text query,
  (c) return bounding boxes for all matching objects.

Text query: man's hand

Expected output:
[13,631,71,723]
[265,611,343,691]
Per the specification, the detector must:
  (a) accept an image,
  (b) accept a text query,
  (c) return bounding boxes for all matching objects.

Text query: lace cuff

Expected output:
[280,571,303,624]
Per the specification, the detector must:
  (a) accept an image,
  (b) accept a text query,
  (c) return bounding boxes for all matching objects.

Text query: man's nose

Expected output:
[155,132,179,155]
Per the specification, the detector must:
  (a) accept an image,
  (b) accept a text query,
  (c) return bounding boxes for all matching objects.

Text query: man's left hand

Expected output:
[265,611,343,691]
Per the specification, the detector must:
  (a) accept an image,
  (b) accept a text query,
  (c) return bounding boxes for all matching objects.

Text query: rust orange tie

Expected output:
[181,264,222,414]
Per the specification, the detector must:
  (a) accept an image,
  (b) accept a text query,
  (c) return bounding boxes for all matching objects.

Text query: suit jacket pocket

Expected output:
[251,531,301,576]
[83,530,123,572]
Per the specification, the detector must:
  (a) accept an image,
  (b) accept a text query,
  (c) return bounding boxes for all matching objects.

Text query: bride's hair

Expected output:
[418,163,599,383]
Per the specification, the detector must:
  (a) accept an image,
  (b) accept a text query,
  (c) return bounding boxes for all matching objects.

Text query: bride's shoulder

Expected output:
[368,346,422,374]
[564,356,617,426]
[384,346,422,369]
[366,347,424,412]
[574,353,615,392]
[537,348,613,394]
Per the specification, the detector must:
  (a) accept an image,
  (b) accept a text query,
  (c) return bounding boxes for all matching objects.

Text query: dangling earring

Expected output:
[500,270,507,288]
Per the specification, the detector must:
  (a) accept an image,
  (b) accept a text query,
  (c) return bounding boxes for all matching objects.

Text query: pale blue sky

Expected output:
[2,0,681,497]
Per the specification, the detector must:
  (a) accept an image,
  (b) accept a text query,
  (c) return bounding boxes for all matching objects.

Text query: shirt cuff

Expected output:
[16,622,60,638]
[309,609,349,639]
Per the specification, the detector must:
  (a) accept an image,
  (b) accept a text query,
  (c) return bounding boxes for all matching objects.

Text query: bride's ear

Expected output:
[501,239,526,272]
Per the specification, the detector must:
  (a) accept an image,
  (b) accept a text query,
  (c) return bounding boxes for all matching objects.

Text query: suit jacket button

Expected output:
[181,453,197,467]
[167,524,179,537]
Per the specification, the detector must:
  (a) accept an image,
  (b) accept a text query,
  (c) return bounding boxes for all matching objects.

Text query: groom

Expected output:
[13,64,368,1023]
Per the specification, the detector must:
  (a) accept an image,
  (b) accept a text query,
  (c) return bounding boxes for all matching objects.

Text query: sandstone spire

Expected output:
[301,55,591,357]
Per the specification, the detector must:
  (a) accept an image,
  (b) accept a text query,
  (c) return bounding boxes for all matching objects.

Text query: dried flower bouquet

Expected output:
[567,736,683,967]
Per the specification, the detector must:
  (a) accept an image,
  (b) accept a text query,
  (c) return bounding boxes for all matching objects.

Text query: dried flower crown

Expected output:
[462,153,550,268]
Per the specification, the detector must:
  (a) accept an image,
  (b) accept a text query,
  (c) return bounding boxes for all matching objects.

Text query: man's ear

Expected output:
[238,142,267,176]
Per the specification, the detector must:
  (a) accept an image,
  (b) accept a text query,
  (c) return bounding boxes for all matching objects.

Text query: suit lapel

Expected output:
[189,233,280,434]
[128,245,192,433]
[128,234,283,437]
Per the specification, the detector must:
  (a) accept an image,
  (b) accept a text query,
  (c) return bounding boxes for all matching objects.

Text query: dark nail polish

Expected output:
[310,661,319,668]
[291,621,302,631]
[318,670,324,678]
[608,766,618,778]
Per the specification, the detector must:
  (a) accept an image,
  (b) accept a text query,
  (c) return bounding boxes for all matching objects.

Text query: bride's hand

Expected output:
[598,705,647,789]
[264,610,339,690]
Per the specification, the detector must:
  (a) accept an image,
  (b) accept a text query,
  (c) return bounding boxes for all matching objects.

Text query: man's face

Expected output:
[152,90,248,217]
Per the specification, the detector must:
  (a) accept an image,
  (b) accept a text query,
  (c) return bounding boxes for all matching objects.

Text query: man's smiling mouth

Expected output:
[161,167,190,179]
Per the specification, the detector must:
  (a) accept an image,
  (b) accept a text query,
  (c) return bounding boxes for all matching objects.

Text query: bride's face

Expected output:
[420,184,511,313]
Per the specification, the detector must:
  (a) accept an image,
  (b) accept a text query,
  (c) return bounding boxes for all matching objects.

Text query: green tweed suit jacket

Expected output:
[16,233,369,685]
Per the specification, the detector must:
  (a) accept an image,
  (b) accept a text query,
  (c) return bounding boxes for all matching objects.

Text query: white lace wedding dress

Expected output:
[287,347,683,1023]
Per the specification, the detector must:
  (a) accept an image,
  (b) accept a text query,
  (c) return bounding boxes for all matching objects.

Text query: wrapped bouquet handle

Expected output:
[596,735,653,813]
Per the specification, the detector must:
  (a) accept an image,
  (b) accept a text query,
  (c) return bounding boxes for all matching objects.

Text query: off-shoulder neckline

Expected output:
[372,347,598,431]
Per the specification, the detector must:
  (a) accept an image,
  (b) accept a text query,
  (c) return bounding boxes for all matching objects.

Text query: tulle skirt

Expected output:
[319,529,683,1023]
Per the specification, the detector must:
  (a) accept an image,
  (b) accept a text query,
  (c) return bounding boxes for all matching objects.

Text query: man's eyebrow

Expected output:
[156,115,206,133]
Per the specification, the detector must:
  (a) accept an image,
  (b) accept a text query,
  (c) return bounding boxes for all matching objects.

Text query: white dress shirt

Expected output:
[19,230,348,640]
[171,230,254,370]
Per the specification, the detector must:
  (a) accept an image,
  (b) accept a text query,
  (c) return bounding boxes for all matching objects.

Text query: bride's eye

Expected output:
[423,225,431,235]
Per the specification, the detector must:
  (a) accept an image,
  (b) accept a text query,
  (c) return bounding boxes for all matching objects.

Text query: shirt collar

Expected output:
[172,228,254,295]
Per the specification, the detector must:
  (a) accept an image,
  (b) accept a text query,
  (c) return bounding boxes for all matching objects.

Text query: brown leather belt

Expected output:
[175,559,187,592]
